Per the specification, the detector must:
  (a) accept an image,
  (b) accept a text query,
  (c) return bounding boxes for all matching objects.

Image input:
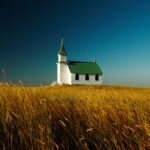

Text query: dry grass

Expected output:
[0,83,150,149]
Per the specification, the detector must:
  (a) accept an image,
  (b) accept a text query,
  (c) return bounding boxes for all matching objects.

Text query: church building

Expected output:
[57,40,103,85]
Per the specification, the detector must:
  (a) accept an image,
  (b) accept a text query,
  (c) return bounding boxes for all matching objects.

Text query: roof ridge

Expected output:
[68,61,96,63]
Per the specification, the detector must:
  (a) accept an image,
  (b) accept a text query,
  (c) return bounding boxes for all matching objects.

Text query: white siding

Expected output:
[70,73,102,85]
[57,53,71,84]
[58,54,66,62]
[57,63,71,84]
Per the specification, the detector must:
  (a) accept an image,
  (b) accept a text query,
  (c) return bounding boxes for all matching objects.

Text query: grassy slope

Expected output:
[0,84,150,149]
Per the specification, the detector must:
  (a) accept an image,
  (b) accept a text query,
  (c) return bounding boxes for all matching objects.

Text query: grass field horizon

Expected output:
[0,83,150,149]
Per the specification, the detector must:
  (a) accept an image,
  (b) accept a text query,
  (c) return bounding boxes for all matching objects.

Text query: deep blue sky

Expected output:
[1,0,150,86]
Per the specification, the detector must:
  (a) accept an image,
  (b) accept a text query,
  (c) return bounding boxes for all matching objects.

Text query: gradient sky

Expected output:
[1,0,150,86]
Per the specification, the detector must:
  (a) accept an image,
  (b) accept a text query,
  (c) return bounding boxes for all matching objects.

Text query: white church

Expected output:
[57,40,103,85]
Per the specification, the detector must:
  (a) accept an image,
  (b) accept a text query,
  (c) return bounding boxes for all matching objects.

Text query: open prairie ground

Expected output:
[0,84,150,150]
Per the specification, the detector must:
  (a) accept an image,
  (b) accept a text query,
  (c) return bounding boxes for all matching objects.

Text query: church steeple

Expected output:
[58,38,67,56]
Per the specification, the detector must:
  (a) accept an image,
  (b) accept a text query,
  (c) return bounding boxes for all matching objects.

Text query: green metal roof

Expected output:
[58,40,67,56]
[68,61,103,75]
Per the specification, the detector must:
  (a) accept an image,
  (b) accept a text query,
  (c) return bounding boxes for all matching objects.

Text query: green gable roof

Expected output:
[68,61,103,75]
[58,41,67,56]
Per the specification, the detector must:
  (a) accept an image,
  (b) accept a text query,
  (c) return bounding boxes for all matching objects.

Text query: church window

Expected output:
[95,74,99,81]
[85,74,89,80]
[75,73,79,80]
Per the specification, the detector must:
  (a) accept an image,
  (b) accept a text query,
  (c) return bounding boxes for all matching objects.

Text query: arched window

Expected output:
[95,74,99,81]
[75,73,79,80]
[85,74,89,80]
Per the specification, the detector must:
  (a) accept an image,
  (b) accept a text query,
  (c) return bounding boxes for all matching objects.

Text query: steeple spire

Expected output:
[58,38,67,56]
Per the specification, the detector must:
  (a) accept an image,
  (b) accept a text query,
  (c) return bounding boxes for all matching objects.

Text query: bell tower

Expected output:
[57,39,68,84]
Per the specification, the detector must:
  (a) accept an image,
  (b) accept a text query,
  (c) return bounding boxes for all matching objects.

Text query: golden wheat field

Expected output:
[0,83,150,150]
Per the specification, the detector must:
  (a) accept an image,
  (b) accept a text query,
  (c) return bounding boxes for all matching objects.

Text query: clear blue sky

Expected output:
[0,0,150,86]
